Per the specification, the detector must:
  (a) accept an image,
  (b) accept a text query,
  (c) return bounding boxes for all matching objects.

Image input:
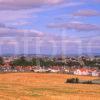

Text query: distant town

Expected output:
[0,55,100,77]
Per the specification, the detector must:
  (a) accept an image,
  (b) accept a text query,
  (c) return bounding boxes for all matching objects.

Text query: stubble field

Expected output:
[0,73,100,100]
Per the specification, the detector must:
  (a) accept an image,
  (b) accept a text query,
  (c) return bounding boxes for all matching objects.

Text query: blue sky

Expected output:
[0,0,100,55]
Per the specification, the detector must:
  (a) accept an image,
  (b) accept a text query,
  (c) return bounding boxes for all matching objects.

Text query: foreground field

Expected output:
[0,73,100,100]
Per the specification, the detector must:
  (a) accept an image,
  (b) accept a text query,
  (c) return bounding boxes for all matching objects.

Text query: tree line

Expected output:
[0,56,100,69]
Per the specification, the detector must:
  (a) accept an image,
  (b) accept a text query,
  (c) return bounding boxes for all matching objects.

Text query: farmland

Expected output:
[0,73,100,100]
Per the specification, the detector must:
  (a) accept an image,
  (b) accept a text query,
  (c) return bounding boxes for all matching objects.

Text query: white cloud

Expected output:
[0,26,44,37]
[73,9,100,17]
[0,0,64,10]
[47,22,100,31]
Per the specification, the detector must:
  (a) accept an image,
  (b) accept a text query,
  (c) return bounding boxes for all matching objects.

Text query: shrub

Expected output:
[76,78,79,83]
[82,81,92,84]
[66,78,79,83]
[65,78,93,84]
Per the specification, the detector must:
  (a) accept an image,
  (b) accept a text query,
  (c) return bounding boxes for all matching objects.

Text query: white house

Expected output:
[50,69,60,73]
[34,69,49,73]
[92,70,100,77]
[74,68,90,76]
[65,69,70,73]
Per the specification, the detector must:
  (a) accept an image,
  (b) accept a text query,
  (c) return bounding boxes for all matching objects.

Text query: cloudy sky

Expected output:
[0,0,100,55]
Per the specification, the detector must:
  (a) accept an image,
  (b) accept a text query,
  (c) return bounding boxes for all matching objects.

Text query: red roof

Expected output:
[79,68,89,72]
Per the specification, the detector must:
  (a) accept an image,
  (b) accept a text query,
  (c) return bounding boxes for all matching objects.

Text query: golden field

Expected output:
[0,73,100,100]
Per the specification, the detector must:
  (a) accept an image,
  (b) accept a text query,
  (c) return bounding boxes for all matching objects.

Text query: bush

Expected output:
[76,78,79,83]
[65,78,93,84]
[66,78,79,83]
[82,81,92,84]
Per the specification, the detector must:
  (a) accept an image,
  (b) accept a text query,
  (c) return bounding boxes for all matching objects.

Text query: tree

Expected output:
[0,57,4,65]
[31,57,38,66]
[84,60,96,67]
[12,56,32,66]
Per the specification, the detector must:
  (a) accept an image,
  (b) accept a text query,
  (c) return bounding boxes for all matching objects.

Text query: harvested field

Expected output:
[0,73,100,100]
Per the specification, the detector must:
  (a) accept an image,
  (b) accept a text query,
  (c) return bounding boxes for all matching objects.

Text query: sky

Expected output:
[0,0,100,55]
